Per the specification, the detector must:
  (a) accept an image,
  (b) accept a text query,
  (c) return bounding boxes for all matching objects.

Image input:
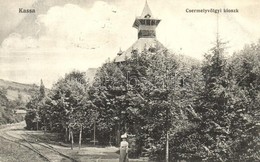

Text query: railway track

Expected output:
[22,132,78,162]
[0,123,78,162]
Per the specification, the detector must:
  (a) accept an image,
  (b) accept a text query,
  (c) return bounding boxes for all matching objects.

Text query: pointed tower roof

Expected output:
[141,0,153,18]
[114,0,165,63]
[132,1,161,32]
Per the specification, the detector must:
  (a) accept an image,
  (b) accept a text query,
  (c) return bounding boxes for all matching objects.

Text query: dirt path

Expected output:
[0,122,121,162]
[0,122,76,162]
[0,122,148,162]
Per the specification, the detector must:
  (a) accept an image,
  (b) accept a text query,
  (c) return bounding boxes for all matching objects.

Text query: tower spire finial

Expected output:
[141,0,153,18]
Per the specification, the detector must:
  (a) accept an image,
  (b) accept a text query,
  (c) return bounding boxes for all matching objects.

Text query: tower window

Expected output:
[145,14,151,18]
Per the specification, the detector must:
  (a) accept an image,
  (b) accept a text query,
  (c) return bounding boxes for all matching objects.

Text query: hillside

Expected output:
[0,79,39,102]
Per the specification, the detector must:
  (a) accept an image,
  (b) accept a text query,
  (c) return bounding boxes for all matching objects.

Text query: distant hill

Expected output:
[0,68,97,103]
[0,79,40,102]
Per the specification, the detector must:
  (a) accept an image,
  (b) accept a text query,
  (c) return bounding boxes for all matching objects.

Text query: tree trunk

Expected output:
[117,122,121,146]
[43,120,47,134]
[70,129,74,150]
[166,131,169,162]
[50,121,52,131]
[79,125,82,150]
[44,124,47,133]
[65,127,68,142]
[68,127,71,141]
[94,120,96,146]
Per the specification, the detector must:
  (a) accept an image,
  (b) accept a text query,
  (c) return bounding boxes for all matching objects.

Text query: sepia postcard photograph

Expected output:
[0,0,259,162]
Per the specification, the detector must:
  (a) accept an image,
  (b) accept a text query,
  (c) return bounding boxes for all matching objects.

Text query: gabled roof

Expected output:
[141,1,153,18]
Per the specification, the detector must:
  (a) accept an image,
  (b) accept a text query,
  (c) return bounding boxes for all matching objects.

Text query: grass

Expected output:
[0,137,46,162]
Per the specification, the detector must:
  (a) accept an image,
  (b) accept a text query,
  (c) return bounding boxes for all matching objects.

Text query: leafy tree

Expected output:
[25,94,41,130]
[21,37,259,161]
[89,48,201,159]
[171,38,260,162]
[37,70,94,149]
[227,40,260,161]
[25,80,46,130]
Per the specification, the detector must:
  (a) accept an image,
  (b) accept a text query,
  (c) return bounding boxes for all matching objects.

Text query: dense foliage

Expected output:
[25,71,99,149]
[171,39,260,162]
[88,48,202,158]
[25,39,259,161]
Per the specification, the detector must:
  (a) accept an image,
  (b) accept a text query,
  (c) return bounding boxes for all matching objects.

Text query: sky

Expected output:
[0,0,260,88]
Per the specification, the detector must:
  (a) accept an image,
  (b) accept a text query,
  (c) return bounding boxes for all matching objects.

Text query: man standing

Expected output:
[119,133,129,162]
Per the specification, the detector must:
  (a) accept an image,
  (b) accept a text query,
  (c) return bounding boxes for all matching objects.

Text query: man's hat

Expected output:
[121,133,127,139]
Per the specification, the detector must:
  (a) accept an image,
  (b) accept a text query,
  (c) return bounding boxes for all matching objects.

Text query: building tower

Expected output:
[133,1,161,39]
[114,0,165,62]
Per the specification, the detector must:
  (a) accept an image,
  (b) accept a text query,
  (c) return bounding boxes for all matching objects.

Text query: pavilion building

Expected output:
[114,1,166,62]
